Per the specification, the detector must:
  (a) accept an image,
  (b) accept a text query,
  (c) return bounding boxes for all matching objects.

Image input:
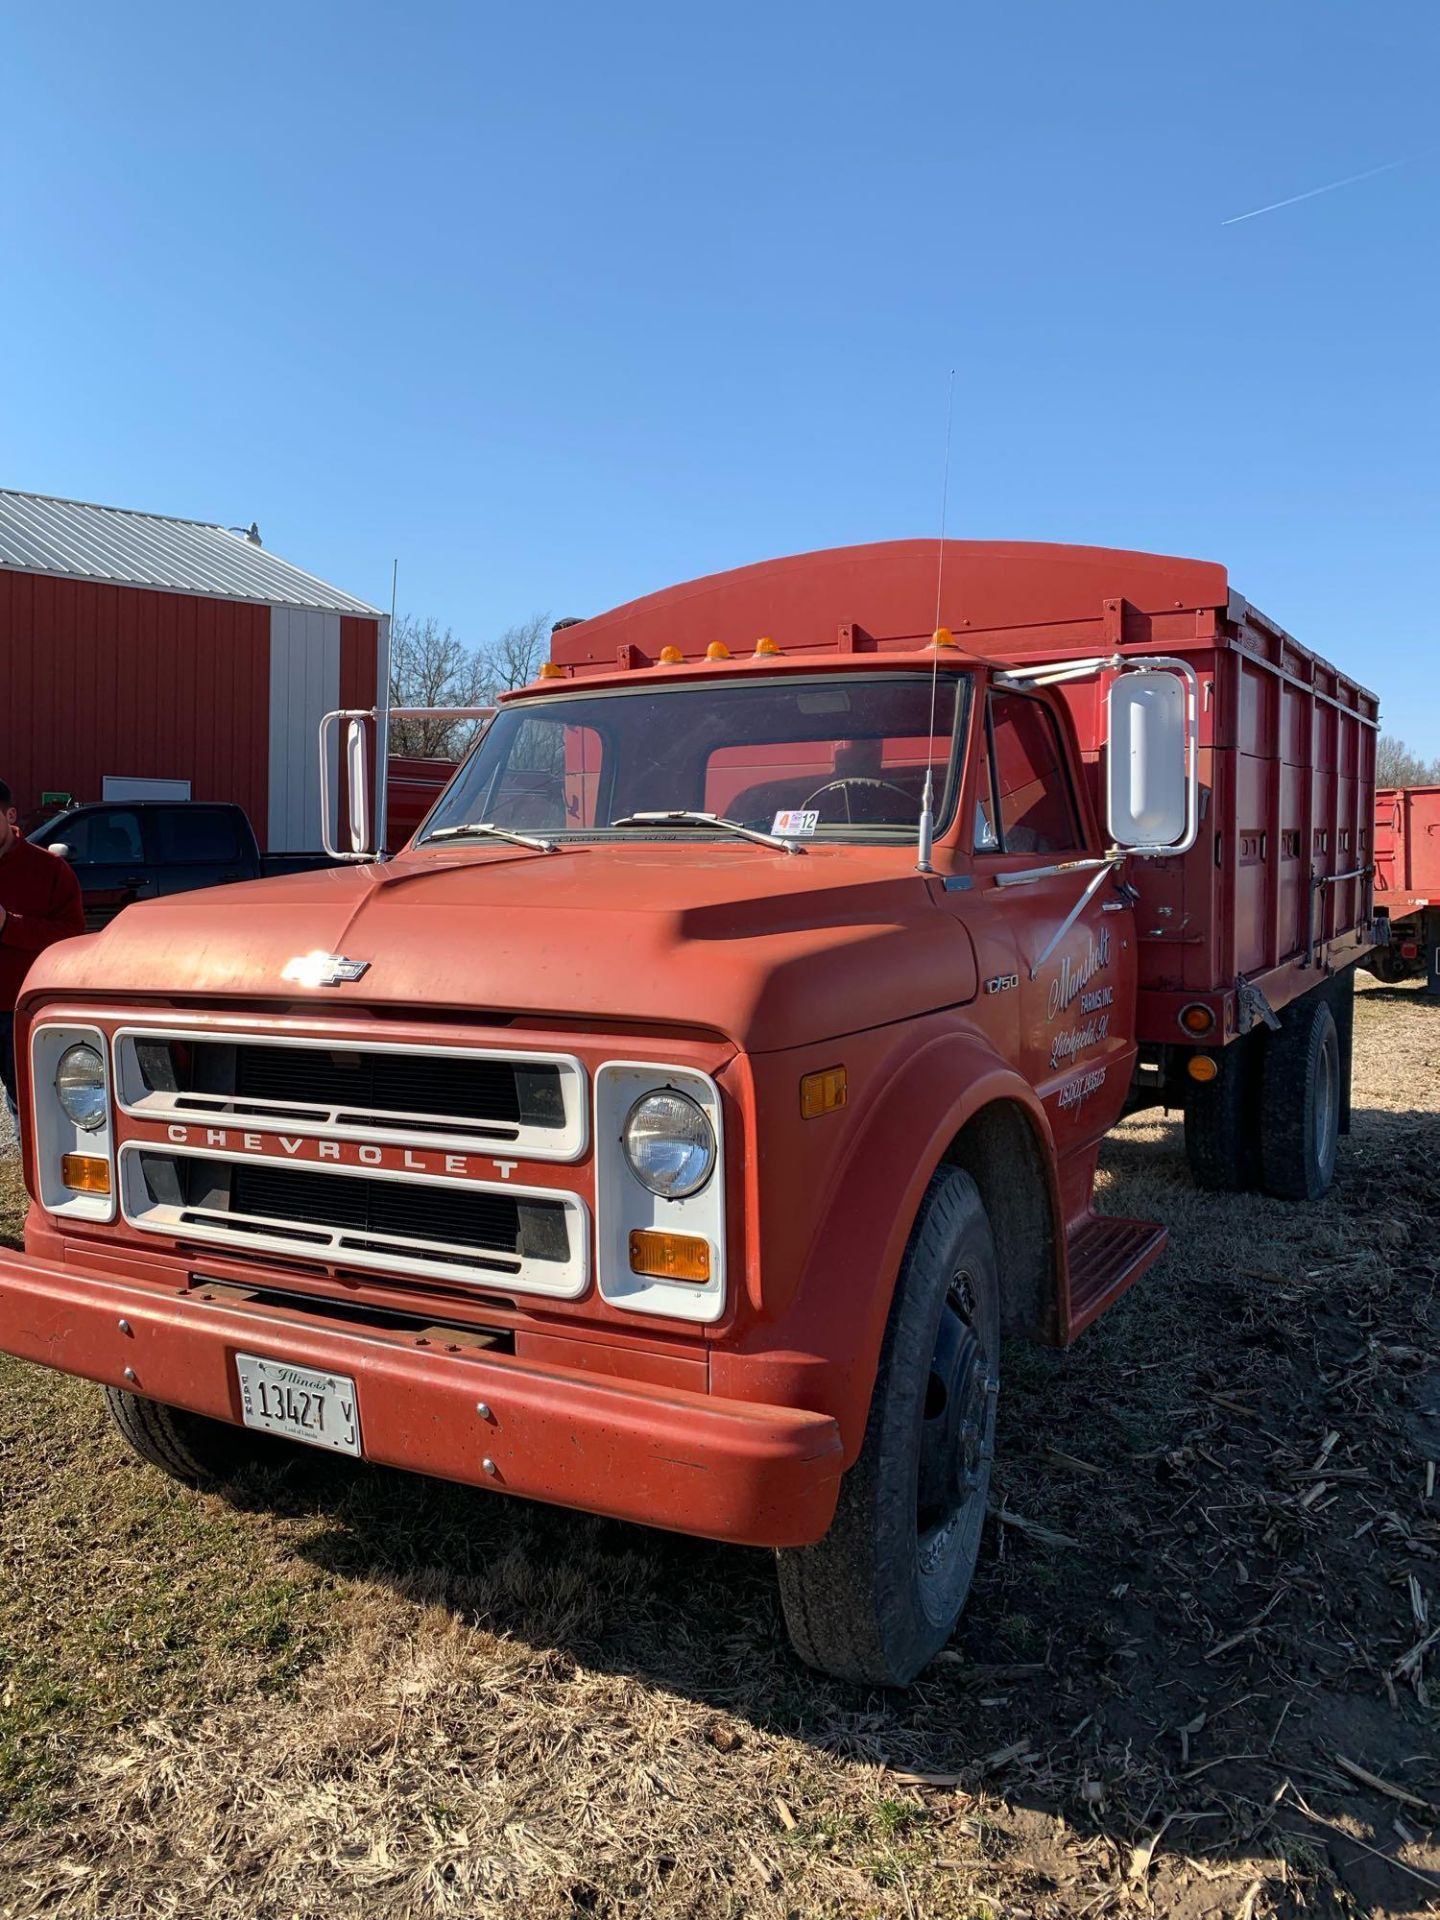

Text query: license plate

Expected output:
[235,1354,361,1456]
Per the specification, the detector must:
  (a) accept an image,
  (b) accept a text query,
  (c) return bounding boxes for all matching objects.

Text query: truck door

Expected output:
[975,690,1136,1153]
[48,806,157,930]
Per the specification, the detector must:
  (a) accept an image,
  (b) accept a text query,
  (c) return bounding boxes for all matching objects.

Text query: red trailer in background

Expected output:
[1370,785,1440,993]
[384,755,458,846]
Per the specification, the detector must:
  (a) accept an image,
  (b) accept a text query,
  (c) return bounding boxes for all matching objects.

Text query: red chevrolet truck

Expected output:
[0,541,1378,1684]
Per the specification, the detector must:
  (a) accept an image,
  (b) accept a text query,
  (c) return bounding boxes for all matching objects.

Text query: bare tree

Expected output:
[1375,733,1440,788]
[387,611,550,757]
[481,615,551,700]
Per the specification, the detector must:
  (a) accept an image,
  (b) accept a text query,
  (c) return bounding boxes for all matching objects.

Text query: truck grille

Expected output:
[119,1145,589,1298]
[113,1027,588,1161]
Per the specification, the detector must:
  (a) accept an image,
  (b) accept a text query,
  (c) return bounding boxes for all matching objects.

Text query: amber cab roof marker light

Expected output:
[658,645,684,665]
[753,636,781,657]
[538,661,565,680]
[931,626,958,649]
[705,641,731,662]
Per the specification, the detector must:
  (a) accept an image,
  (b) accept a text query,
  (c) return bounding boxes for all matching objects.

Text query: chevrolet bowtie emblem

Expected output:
[281,951,371,988]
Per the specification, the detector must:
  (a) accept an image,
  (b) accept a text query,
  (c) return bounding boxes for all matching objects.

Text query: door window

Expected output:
[985,694,1081,855]
[59,809,145,866]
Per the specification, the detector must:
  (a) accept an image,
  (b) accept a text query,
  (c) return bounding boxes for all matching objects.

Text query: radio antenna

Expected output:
[917,367,956,874]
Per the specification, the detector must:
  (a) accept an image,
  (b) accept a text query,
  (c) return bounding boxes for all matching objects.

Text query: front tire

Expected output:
[1258,992,1341,1201]
[104,1388,289,1485]
[776,1167,999,1686]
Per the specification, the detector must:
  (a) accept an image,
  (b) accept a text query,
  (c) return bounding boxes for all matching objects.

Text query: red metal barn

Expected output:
[0,489,383,851]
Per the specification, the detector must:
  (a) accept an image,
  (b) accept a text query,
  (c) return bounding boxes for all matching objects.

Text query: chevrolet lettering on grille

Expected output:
[162,1124,520,1181]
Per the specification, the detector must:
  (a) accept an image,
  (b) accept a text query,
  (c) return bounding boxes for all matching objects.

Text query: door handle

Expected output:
[1101,900,1128,912]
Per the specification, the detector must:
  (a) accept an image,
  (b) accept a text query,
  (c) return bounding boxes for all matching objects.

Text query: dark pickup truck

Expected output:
[26,802,336,930]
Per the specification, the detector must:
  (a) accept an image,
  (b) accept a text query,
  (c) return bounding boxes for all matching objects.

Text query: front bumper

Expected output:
[0,1250,844,1548]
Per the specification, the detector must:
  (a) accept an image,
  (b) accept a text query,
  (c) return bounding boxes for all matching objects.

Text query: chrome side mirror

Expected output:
[1105,664,1199,854]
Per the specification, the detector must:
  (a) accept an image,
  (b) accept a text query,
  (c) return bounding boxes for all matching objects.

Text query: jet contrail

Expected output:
[1222,155,1412,225]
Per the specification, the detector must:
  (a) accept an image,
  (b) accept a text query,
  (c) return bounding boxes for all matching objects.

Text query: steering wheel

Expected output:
[801,776,916,824]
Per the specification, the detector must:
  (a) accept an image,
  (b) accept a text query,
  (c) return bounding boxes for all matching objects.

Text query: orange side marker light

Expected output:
[800,1066,848,1119]
[61,1154,111,1194]
[628,1229,711,1283]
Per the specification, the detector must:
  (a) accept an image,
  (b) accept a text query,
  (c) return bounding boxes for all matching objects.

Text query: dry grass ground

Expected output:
[0,983,1436,1919]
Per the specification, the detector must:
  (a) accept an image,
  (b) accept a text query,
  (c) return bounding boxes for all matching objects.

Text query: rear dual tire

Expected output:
[1182,986,1344,1202]
[1258,993,1341,1201]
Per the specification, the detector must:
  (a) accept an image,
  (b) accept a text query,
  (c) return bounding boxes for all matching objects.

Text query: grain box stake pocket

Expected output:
[235,1353,361,1456]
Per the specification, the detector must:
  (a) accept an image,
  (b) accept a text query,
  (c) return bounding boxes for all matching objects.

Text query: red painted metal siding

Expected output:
[0,571,271,840]
[339,615,379,713]
[335,616,380,838]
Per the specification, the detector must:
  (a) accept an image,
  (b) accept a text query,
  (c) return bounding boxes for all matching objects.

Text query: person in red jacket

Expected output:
[0,779,86,1133]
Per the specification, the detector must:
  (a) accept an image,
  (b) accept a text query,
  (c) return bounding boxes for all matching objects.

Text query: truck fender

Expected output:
[718,1030,1063,1465]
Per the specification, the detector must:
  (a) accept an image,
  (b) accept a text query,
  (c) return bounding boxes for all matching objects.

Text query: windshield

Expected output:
[419,673,969,846]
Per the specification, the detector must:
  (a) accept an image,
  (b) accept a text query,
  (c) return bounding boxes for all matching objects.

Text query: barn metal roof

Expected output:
[0,488,381,616]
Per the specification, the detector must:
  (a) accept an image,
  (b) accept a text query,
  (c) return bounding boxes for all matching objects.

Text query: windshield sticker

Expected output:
[772,810,819,837]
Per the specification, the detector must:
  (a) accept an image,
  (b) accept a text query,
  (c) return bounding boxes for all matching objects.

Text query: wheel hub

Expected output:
[918,1274,994,1536]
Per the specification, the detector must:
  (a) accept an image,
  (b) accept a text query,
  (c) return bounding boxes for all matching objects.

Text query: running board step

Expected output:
[1066,1214,1167,1339]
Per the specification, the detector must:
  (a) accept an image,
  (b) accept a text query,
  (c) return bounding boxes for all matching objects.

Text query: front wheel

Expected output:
[776,1167,999,1686]
[104,1388,293,1485]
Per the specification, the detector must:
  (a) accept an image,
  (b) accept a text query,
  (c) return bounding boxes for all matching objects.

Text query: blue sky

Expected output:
[3,3,1437,751]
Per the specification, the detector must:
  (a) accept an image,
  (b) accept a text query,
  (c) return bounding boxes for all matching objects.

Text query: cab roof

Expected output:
[548,538,1232,676]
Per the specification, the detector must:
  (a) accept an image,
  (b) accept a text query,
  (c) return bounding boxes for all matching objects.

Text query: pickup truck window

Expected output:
[423,674,969,845]
[51,808,145,866]
[985,692,1082,855]
[152,807,245,863]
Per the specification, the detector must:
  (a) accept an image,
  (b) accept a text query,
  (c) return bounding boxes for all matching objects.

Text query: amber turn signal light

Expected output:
[800,1065,848,1119]
[61,1154,111,1194]
[1186,1055,1219,1084]
[628,1229,711,1284]
[1179,1003,1215,1036]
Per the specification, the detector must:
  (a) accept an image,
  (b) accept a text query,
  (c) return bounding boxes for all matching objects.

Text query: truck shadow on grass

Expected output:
[218,1075,1439,1919]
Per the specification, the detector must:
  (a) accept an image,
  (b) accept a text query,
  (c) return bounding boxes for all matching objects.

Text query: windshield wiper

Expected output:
[608,810,806,854]
[426,821,557,852]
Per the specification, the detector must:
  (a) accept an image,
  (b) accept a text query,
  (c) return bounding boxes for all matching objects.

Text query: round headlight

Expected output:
[55,1043,107,1132]
[623,1089,716,1198]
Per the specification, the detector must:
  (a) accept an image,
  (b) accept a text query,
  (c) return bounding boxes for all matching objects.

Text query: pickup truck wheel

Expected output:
[104,1388,287,1485]
[1183,1030,1262,1191]
[776,1167,999,1686]
[1258,994,1341,1201]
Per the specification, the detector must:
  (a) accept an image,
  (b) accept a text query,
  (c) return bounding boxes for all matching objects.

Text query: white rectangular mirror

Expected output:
[346,717,372,855]
[1107,668,1189,849]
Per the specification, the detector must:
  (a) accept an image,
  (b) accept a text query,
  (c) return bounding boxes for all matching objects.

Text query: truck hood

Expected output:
[26,843,978,1053]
